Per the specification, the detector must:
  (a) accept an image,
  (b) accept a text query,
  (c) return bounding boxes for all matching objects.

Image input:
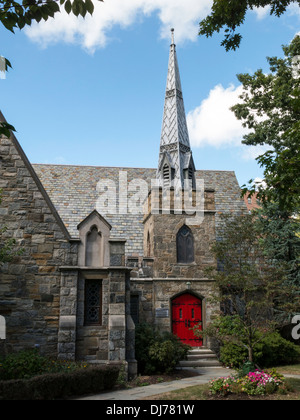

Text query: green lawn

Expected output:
[147,378,300,400]
[146,367,300,401]
[276,364,300,375]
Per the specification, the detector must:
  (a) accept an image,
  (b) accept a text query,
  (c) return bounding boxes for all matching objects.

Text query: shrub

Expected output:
[0,349,89,380]
[219,331,300,369]
[135,323,190,375]
[255,332,300,367]
[0,365,120,400]
[148,338,187,374]
[219,342,248,368]
[0,349,47,380]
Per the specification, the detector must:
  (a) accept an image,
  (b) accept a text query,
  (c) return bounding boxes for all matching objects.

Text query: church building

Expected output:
[0,30,246,378]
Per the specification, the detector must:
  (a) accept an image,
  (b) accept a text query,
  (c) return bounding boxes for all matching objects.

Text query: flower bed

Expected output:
[210,369,286,397]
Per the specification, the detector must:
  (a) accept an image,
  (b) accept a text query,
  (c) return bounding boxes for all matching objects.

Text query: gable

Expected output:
[77,209,111,267]
[0,111,71,242]
[0,112,79,357]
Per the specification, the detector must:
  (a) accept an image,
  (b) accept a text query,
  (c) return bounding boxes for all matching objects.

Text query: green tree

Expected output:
[199,0,300,51]
[233,36,300,213]
[197,213,298,362]
[255,202,300,290]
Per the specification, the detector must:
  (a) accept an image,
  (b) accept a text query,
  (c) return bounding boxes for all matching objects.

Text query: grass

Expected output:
[145,378,300,400]
[276,364,300,375]
[147,383,211,400]
[142,365,300,401]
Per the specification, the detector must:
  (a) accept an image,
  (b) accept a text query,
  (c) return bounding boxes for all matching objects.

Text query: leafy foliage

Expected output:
[135,323,190,375]
[255,202,300,291]
[0,229,19,265]
[195,213,299,363]
[0,0,100,32]
[0,348,89,380]
[219,331,300,368]
[233,36,300,213]
[0,121,16,137]
[0,349,49,380]
[0,352,119,399]
[199,0,300,51]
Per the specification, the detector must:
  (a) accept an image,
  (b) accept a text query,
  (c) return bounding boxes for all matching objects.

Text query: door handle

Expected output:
[185,320,187,327]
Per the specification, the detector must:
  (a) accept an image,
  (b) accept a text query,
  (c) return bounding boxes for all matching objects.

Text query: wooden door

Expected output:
[172,293,203,347]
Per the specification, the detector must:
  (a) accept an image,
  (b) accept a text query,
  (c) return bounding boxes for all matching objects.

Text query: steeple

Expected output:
[157,29,196,190]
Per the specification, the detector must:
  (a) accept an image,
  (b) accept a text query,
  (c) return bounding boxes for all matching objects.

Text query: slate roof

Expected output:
[32,164,246,256]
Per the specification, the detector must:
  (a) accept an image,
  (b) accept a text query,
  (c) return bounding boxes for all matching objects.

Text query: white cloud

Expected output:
[252,3,300,20]
[253,177,267,190]
[25,0,213,52]
[187,83,249,149]
[252,6,271,20]
[239,144,269,161]
[288,3,300,18]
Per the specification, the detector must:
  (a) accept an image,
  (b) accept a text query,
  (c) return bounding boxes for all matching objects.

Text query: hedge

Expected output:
[0,365,120,400]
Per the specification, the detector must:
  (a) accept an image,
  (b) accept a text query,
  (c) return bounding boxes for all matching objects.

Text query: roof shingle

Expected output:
[32,164,246,256]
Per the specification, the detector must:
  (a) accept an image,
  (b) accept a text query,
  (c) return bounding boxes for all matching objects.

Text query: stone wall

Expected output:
[143,188,216,279]
[0,134,78,357]
[129,187,219,347]
[130,277,218,348]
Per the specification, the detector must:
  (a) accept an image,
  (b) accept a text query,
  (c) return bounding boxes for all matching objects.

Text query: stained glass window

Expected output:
[176,225,194,264]
[85,280,102,325]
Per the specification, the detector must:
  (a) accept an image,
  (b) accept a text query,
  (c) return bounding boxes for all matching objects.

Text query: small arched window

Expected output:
[86,225,102,267]
[147,231,151,257]
[176,225,194,264]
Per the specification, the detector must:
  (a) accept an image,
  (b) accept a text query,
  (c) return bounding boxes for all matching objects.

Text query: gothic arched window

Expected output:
[147,231,151,257]
[176,225,194,264]
[86,225,102,267]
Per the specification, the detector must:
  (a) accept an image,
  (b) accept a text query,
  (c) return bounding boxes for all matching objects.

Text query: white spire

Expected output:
[157,29,196,190]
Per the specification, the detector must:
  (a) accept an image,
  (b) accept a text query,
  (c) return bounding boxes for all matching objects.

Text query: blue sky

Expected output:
[1,1,299,187]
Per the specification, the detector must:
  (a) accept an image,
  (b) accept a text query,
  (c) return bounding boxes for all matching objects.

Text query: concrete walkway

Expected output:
[77,367,235,400]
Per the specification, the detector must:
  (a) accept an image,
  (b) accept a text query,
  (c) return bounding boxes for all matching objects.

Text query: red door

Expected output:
[172,293,203,347]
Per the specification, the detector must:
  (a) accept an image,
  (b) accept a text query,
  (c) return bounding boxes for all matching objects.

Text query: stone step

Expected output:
[179,359,221,367]
[187,353,217,360]
[178,347,221,368]
[188,348,215,355]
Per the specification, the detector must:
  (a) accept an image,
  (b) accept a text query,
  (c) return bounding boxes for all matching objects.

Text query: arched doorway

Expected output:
[172,293,203,347]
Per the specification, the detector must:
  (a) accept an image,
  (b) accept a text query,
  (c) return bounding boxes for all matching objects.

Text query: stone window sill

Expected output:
[175,262,196,266]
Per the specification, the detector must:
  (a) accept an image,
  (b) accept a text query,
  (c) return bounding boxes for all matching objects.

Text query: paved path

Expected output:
[77,367,235,400]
